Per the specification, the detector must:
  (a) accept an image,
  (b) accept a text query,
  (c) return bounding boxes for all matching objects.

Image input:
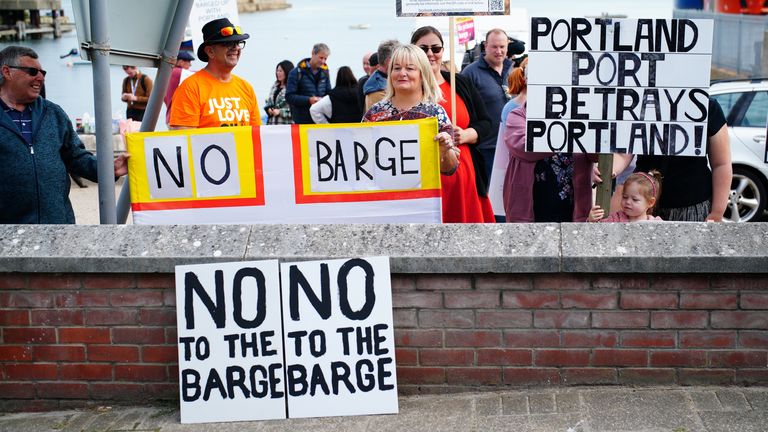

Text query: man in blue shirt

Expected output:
[0,46,128,223]
[461,29,512,189]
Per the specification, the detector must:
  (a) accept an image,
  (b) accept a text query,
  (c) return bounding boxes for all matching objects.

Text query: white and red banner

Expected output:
[125,120,443,224]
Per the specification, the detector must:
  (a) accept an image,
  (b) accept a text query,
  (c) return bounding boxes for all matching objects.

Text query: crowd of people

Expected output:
[0,17,732,224]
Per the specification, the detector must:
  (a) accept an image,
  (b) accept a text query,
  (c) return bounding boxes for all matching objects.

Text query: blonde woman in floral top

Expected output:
[265,60,294,124]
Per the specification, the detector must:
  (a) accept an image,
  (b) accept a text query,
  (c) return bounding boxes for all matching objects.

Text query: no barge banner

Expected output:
[125,120,443,224]
[175,256,397,424]
[526,18,714,156]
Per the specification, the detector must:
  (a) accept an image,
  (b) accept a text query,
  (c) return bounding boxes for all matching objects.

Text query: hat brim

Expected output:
[197,33,250,62]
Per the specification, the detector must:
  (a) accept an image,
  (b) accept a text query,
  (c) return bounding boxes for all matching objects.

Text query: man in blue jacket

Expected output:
[286,43,331,124]
[0,46,129,224]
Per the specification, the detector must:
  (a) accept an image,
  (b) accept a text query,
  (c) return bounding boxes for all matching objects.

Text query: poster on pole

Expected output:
[125,120,443,224]
[456,18,476,44]
[396,0,510,16]
[175,260,286,424]
[189,0,240,56]
[526,18,713,156]
[280,257,398,419]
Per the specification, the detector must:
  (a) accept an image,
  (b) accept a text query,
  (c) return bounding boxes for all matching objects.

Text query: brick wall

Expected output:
[1,271,766,411]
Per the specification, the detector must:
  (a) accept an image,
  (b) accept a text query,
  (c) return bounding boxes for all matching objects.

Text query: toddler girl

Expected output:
[588,170,663,222]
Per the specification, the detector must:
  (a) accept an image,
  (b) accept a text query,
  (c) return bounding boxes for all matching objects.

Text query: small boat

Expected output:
[349,23,371,30]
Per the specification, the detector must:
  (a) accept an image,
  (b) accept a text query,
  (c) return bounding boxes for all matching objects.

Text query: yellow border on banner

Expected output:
[125,126,257,204]
[297,118,442,196]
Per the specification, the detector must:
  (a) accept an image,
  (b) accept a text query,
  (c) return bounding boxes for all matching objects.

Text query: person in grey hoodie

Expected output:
[0,46,128,224]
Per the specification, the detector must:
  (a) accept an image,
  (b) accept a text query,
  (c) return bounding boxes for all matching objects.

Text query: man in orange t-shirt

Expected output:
[169,18,260,129]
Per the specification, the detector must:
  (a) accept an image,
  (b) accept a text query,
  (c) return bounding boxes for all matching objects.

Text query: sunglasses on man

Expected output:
[7,65,47,77]
[216,40,246,50]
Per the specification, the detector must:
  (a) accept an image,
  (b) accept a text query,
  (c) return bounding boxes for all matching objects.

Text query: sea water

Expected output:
[0,0,672,130]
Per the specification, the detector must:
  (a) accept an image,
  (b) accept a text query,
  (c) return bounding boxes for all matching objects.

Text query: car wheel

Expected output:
[724,166,767,222]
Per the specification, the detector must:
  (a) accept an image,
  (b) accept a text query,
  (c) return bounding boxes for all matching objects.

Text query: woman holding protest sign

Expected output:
[363,44,459,177]
[410,26,494,223]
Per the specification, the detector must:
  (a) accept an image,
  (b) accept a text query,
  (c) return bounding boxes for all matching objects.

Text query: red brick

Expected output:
[712,312,768,329]
[679,369,734,385]
[59,328,110,344]
[650,350,706,367]
[143,383,178,400]
[55,292,109,308]
[592,311,648,328]
[0,383,35,399]
[31,310,84,326]
[5,364,57,380]
[475,274,531,290]
[88,345,140,362]
[739,331,768,348]
[418,310,473,328]
[420,349,474,366]
[115,365,167,382]
[504,330,560,347]
[111,290,164,307]
[392,292,442,308]
[535,349,590,366]
[0,274,27,289]
[59,363,113,381]
[86,309,139,325]
[736,370,768,385]
[621,331,676,348]
[140,309,176,326]
[0,400,61,412]
[391,276,416,291]
[533,274,590,290]
[445,330,501,347]
[142,346,177,363]
[592,275,649,290]
[35,383,89,399]
[163,290,176,306]
[619,368,676,385]
[592,349,648,366]
[680,331,736,348]
[82,274,136,289]
[651,275,710,290]
[712,275,768,290]
[502,292,558,309]
[393,309,417,328]
[0,346,32,361]
[0,310,29,325]
[741,293,768,310]
[112,328,166,344]
[476,311,531,328]
[561,292,617,309]
[165,328,177,345]
[446,367,502,385]
[91,383,146,400]
[477,349,531,366]
[395,348,417,365]
[28,274,81,289]
[534,311,589,328]
[561,368,617,385]
[620,293,678,309]
[33,346,85,362]
[445,292,499,308]
[0,292,53,308]
[709,351,768,368]
[680,293,737,310]
[3,327,56,344]
[137,274,175,289]
[415,275,471,291]
[651,312,709,328]
[396,367,445,384]
[562,330,618,347]
[503,368,560,385]
[394,329,443,347]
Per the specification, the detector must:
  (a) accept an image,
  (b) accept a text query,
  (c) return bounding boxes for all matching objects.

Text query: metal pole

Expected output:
[89,0,116,224]
[116,0,195,223]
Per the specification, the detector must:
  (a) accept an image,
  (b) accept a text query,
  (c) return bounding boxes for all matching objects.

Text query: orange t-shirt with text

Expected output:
[169,70,261,128]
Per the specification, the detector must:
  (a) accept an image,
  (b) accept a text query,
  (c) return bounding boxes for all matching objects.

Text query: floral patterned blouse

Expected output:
[362,100,453,135]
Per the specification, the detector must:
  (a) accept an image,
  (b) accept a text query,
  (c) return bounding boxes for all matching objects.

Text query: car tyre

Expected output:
[724,166,767,222]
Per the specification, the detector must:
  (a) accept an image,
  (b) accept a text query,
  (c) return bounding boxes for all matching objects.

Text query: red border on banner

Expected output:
[291,124,441,204]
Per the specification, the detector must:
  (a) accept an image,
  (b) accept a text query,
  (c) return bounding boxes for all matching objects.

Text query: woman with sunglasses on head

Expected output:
[410,26,495,223]
[363,44,459,179]
[264,60,294,124]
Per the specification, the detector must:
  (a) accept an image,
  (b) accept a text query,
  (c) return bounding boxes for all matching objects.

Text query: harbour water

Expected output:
[2,0,673,130]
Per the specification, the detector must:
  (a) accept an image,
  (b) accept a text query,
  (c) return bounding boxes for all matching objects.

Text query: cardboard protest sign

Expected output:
[456,18,475,44]
[125,120,442,224]
[527,18,713,156]
[280,257,398,419]
[396,0,510,16]
[175,260,285,424]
